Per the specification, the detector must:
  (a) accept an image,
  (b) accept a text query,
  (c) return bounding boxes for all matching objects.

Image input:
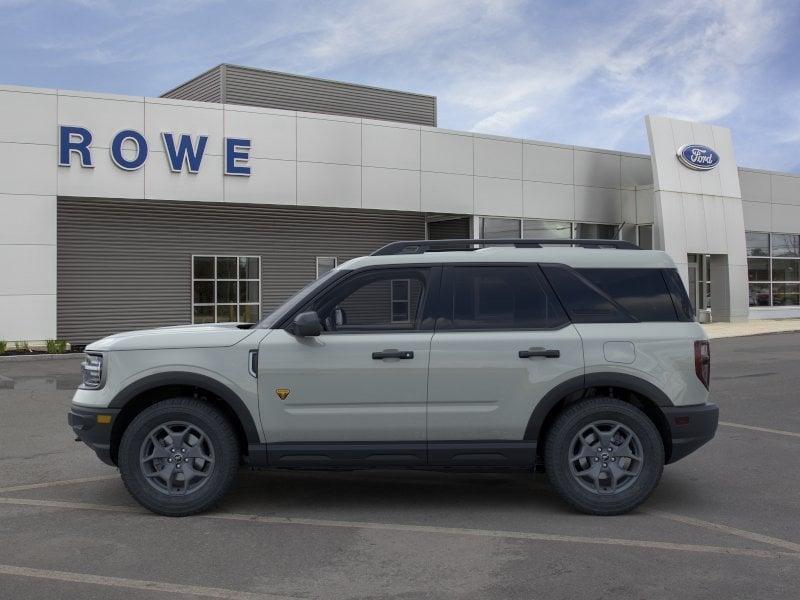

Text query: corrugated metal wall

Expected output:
[428,218,471,240]
[160,66,221,103]
[161,64,436,127]
[57,198,426,345]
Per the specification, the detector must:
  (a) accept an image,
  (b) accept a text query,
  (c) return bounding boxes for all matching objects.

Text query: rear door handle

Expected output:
[372,349,415,360]
[519,347,560,359]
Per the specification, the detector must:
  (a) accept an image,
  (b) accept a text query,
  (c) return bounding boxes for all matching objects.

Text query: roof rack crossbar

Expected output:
[371,238,641,256]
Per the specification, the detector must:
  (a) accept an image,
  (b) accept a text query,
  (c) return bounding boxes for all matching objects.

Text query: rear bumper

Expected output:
[67,405,121,466]
[663,402,719,464]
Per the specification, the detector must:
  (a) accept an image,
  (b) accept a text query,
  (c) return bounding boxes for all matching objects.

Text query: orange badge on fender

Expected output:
[276,388,290,400]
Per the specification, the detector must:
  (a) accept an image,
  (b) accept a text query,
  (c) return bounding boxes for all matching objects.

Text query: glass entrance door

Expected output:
[688,254,711,321]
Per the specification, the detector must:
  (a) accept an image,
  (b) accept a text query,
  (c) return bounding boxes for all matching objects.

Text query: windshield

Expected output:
[257,269,341,329]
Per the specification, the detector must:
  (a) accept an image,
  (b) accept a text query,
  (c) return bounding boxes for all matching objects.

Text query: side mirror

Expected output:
[290,311,322,337]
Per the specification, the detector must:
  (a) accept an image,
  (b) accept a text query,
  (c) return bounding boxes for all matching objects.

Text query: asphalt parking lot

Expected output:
[1,333,799,599]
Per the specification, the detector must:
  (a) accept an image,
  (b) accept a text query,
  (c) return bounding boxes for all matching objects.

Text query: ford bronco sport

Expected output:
[68,238,718,516]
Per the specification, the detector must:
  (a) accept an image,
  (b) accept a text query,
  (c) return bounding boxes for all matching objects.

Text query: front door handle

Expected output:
[372,349,414,360]
[519,347,560,359]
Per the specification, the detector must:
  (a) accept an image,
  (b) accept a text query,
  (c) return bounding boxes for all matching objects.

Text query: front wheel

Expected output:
[544,398,664,515]
[118,398,240,516]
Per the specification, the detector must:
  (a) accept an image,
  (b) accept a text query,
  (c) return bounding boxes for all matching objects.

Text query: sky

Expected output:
[2,0,799,172]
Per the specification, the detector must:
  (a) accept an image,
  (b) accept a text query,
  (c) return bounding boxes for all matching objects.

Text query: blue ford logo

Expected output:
[677,144,720,171]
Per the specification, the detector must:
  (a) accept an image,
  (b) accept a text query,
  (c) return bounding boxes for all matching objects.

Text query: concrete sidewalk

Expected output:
[703,318,800,339]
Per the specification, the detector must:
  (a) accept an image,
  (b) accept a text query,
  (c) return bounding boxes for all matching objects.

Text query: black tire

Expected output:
[544,397,664,516]
[118,397,240,516]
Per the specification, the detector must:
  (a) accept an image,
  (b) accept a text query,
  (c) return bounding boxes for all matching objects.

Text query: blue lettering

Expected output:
[224,138,251,176]
[110,129,148,171]
[161,133,208,173]
[58,125,93,168]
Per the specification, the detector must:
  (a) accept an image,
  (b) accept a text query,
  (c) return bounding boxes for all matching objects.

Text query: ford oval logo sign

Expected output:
[677,144,720,171]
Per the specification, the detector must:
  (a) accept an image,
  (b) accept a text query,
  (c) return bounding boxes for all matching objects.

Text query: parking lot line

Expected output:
[1,496,797,561]
[0,474,118,494]
[645,509,800,553]
[719,421,800,439]
[0,563,299,600]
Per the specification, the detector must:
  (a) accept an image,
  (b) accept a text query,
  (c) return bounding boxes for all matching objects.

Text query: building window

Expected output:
[192,255,261,324]
[746,232,800,307]
[316,256,338,278]
[637,225,653,250]
[391,279,411,323]
[575,223,617,240]
[482,218,520,239]
[523,219,572,239]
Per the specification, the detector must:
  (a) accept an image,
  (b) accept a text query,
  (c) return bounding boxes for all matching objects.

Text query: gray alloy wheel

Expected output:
[544,397,664,516]
[118,397,239,516]
[139,421,216,496]
[568,420,643,495]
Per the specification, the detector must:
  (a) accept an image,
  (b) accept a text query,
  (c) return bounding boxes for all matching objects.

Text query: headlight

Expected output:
[80,353,104,389]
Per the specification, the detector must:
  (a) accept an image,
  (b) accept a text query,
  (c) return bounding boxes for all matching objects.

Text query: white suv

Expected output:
[68,238,718,516]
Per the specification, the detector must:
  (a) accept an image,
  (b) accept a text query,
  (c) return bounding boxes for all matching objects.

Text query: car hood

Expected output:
[85,323,255,352]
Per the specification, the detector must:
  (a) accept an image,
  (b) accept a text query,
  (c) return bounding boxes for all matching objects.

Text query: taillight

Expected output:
[694,340,710,389]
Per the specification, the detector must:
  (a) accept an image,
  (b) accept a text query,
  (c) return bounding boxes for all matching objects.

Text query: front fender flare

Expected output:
[108,371,261,446]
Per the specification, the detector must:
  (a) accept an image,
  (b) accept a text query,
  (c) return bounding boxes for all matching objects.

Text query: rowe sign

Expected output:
[57,126,252,176]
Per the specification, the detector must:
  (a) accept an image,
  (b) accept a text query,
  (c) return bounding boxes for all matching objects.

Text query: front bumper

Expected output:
[67,405,121,466]
[663,402,719,464]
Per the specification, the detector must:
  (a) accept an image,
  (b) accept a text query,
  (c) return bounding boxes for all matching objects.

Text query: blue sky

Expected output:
[2,0,799,172]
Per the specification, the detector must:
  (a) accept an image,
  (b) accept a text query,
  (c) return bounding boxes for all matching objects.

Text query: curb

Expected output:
[0,354,83,363]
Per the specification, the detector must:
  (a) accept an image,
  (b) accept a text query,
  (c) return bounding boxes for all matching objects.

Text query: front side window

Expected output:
[442,266,567,330]
[192,255,260,324]
[307,268,430,333]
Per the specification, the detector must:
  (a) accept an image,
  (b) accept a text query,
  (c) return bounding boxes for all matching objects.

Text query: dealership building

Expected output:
[1,64,799,345]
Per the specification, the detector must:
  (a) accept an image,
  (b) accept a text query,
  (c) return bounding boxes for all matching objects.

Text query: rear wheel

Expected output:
[118,398,239,516]
[544,398,664,515]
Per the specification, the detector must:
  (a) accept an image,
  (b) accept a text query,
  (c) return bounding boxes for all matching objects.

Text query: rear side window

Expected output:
[663,269,695,322]
[441,266,568,330]
[578,268,680,322]
[541,265,632,323]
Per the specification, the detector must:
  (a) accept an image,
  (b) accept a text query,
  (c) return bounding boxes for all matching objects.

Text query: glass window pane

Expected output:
[313,269,427,331]
[747,258,769,281]
[772,284,800,306]
[638,225,653,250]
[193,256,214,279]
[239,256,259,279]
[193,305,215,324]
[217,281,237,303]
[579,268,678,321]
[482,218,520,239]
[217,257,237,279]
[447,266,568,330]
[217,304,237,322]
[746,232,769,256]
[749,283,771,307]
[771,233,799,257]
[238,304,260,323]
[771,259,800,281]
[543,266,630,323]
[316,257,337,277]
[239,281,259,303]
[392,280,409,300]
[523,220,571,239]
[193,281,214,304]
[576,223,617,240]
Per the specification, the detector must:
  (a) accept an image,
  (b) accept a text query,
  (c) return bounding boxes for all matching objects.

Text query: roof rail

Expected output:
[371,238,641,256]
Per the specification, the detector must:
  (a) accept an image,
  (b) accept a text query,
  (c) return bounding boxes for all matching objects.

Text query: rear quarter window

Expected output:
[577,268,680,322]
